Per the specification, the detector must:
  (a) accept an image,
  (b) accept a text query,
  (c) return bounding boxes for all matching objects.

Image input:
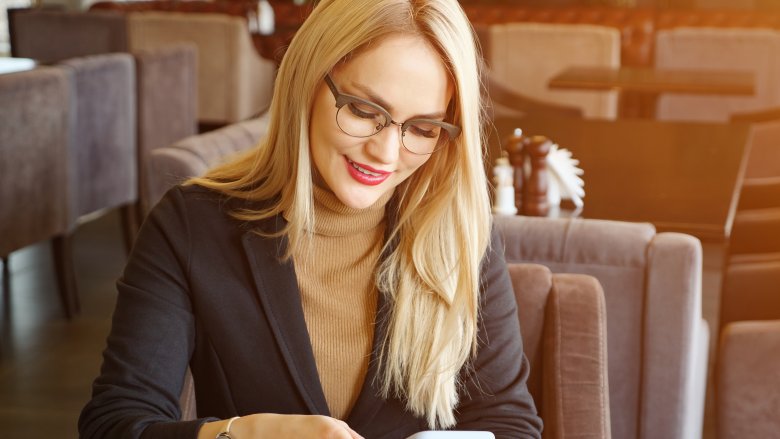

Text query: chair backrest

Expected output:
[147,116,270,208]
[717,320,780,439]
[655,27,780,122]
[485,22,620,119]
[507,263,611,439]
[0,67,72,256]
[495,215,708,439]
[134,43,199,216]
[10,9,128,63]
[720,255,780,329]
[60,53,137,225]
[127,11,276,124]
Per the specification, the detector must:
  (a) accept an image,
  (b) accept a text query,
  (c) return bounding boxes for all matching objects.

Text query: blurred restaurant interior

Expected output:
[1,0,780,437]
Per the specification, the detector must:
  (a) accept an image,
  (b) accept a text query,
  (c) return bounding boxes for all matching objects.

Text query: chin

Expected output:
[336,187,385,210]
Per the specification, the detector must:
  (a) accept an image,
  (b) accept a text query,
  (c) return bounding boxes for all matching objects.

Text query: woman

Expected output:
[79,0,542,438]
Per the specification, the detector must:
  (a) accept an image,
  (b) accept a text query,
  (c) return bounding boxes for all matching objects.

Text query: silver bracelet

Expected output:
[215,416,240,439]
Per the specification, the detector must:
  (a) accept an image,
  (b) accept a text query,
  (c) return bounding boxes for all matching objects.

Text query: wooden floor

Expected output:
[0,212,125,438]
[0,210,721,438]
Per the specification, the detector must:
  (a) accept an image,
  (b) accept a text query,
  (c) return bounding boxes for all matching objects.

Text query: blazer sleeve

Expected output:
[454,226,544,439]
[78,187,214,439]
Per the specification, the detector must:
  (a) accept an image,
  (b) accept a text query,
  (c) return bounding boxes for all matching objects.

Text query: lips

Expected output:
[345,157,392,186]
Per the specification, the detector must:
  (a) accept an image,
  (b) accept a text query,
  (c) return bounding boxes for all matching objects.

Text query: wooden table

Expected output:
[548,66,755,118]
[491,115,751,243]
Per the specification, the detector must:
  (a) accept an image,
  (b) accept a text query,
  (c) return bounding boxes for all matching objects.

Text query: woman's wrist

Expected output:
[197,416,244,439]
[215,416,240,438]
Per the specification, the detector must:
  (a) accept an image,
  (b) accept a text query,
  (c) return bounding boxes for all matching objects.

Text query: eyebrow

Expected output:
[349,81,448,120]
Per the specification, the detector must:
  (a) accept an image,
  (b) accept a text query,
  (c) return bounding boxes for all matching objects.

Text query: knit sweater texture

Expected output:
[291,186,393,420]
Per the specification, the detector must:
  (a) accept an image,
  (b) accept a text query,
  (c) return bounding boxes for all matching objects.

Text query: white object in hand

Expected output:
[406,431,495,439]
[492,156,517,215]
[545,143,584,208]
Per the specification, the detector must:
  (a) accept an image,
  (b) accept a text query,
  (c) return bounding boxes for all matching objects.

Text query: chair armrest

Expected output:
[718,320,780,438]
[544,273,611,439]
[643,232,705,439]
[507,262,611,439]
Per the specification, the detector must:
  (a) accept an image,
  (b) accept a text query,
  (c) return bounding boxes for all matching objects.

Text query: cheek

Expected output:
[400,153,432,175]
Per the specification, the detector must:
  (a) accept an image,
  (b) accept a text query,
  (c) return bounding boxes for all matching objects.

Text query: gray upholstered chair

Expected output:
[717,320,780,439]
[9,9,198,217]
[147,115,270,208]
[482,22,620,119]
[127,11,276,126]
[12,19,199,221]
[60,53,138,250]
[655,27,780,123]
[9,8,129,63]
[0,67,77,317]
[134,44,199,217]
[10,8,274,128]
[495,215,709,439]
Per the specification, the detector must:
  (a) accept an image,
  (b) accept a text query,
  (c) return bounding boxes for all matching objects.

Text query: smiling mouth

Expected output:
[347,158,386,177]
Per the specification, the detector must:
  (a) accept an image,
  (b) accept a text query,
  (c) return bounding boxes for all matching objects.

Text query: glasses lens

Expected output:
[402,121,448,155]
[336,101,388,137]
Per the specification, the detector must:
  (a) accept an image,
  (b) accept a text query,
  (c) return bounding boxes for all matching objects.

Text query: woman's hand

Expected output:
[197,414,365,439]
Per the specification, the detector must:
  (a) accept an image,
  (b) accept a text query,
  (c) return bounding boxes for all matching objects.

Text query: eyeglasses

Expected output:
[324,74,461,155]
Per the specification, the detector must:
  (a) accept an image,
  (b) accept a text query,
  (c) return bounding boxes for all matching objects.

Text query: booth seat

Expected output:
[496,215,709,439]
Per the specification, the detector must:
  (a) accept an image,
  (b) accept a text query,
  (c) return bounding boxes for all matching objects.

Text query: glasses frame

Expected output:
[324,74,461,155]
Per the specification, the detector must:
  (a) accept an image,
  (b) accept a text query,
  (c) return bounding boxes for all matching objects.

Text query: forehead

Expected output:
[332,34,453,114]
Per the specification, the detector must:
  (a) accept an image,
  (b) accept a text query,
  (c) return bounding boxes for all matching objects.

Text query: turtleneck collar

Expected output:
[309,185,394,237]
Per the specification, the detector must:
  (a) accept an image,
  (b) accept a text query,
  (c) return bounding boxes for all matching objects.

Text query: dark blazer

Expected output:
[78,185,542,439]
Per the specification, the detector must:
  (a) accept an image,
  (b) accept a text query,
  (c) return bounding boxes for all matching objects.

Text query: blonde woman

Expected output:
[79,0,542,438]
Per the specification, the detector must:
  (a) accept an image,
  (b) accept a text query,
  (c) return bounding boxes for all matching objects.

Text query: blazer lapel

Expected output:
[241,215,330,416]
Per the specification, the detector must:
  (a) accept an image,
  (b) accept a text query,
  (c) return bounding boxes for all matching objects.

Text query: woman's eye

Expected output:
[348,102,381,120]
[408,123,440,139]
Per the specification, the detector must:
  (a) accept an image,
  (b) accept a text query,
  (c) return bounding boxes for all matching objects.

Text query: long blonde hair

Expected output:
[190,0,491,428]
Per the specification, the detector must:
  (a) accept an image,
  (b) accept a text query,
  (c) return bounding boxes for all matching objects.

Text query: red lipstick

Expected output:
[344,157,391,186]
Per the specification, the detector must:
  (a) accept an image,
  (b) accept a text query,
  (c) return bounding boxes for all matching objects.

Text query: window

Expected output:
[1,0,32,55]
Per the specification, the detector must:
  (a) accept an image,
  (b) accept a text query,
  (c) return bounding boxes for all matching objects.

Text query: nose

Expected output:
[366,121,403,164]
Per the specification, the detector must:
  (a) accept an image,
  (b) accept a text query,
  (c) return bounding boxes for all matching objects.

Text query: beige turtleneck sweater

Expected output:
[291,186,393,420]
